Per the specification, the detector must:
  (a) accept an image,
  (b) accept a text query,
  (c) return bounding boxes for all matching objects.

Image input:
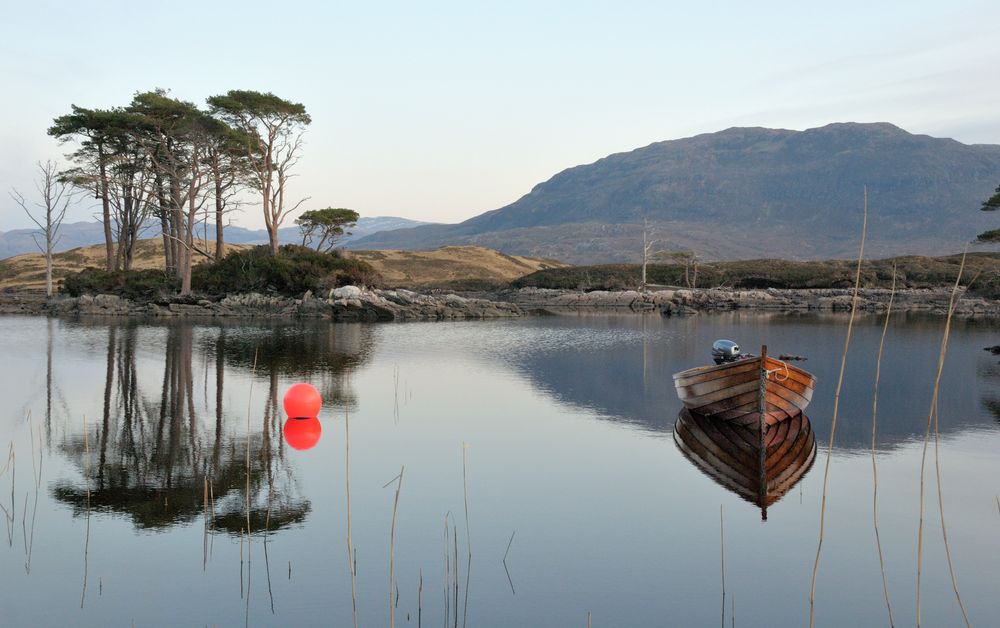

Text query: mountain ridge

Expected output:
[349,122,1000,262]
[0,216,430,260]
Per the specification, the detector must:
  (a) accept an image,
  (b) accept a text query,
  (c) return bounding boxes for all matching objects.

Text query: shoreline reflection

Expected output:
[49,320,374,533]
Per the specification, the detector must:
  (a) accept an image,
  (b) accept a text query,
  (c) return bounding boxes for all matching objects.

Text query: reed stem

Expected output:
[809,186,867,628]
[916,251,966,627]
[503,530,516,595]
[80,414,91,609]
[389,466,405,628]
[720,504,726,628]
[345,408,358,628]
[462,443,472,628]
[870,264,896,627]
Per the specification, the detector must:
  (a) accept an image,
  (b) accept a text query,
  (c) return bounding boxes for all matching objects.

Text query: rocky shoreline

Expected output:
[1,285,998,319]
[0,286,524,321]
[495,286,1000,318]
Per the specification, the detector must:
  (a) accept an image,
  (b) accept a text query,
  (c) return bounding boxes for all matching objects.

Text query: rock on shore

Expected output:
[40,286,524,321]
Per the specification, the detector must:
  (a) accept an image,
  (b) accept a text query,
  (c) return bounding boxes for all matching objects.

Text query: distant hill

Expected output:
[349,123,1000,262]
[0,216,430,260]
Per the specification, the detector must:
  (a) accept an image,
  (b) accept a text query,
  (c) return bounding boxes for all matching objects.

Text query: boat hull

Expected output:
[673,355,816,427]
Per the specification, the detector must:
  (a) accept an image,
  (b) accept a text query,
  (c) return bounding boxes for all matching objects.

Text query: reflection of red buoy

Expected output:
[283,383,322,419]
[283,417,322,451]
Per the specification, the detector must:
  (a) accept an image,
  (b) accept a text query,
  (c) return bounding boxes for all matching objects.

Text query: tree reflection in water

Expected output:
[51,320,374,534]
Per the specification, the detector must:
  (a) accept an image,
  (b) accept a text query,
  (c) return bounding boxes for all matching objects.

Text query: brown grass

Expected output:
[0,239,237,291]
[0,239,566,291]
[348,246,567,288]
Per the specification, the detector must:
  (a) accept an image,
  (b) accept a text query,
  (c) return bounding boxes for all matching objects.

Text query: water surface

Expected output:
[1,312,998,627]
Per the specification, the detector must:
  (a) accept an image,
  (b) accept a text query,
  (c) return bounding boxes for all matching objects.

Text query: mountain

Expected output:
[0,220,110,260]
[0,216,430,260]
[348,123,1000,263]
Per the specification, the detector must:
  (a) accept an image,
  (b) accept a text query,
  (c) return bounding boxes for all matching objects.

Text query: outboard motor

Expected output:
[711,339,741,365]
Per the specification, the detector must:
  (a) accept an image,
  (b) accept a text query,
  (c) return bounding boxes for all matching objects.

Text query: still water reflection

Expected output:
[0,312,999,627]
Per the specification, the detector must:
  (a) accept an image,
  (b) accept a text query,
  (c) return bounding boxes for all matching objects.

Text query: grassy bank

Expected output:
[511,253,1000,298]
[1,238,564,294]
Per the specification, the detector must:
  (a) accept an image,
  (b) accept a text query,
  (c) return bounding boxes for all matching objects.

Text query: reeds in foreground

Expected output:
[809,187,867,628]
[462,443,472,628]
[388,466,405,628]
[80,414,91,609]
[870,265,896,627]
[916,250,971,628]
[345,408,358,628]
[503,530,516,595]
[720,504,727,628]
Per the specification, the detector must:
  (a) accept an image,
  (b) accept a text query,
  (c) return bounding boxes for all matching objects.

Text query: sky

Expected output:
[1,0,998,231]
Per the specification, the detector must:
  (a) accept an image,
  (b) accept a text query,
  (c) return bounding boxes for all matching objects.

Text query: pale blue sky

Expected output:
[2,0,998,230]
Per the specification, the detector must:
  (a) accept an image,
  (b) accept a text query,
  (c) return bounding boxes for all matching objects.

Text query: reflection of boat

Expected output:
[673,345,816,427]
[673,408,817,520]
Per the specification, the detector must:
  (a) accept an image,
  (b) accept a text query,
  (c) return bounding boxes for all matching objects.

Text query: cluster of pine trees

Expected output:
[49,89,310,294]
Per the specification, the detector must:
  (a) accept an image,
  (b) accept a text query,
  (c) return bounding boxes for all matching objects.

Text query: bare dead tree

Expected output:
[49,107,120,271]
[663,250,700,288]
[9,160,74,296]
[640,219,659,292]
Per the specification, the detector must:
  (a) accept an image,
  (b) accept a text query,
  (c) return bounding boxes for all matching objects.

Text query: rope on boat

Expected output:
[764,362,790,382]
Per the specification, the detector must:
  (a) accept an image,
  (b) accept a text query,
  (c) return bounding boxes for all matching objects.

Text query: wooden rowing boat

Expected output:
[672,345,816,428]
[673,408,817,520]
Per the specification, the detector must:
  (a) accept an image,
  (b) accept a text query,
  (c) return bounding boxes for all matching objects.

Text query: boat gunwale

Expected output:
[673,356,815,387]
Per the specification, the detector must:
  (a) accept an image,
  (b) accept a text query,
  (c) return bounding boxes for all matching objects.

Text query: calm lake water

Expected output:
[1,311,999,627]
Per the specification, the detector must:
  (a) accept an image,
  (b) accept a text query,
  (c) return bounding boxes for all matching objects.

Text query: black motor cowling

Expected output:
[712,339,741,365]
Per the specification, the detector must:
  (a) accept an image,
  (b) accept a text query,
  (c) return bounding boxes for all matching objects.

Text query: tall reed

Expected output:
[870,265,896,626]
[203,477,209,571]
[444,512,452,625]
[916,252,968,627]
[241,350,258,618]
[345,408,359,628]
[809,187,867,628]
[503,531,516,595]
[453,523,459,628]
[389,466,405,628]
[80,414,91,609]
[1,442,15,546]
[462,444,472,628]
[24,422,41,575]
[720,504,727,628]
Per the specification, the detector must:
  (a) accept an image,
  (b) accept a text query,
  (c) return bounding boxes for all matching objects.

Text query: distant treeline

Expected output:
[512,253,1000,298]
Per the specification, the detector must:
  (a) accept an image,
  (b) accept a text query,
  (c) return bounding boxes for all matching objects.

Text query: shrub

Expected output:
[969,273,1000,300]
[513,253,1000,293]
[192,245,382,297]
[63,268,178,299]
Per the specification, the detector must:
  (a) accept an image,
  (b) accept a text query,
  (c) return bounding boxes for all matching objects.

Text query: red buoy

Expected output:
[283,417,322,451]
[283,383,322,419]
